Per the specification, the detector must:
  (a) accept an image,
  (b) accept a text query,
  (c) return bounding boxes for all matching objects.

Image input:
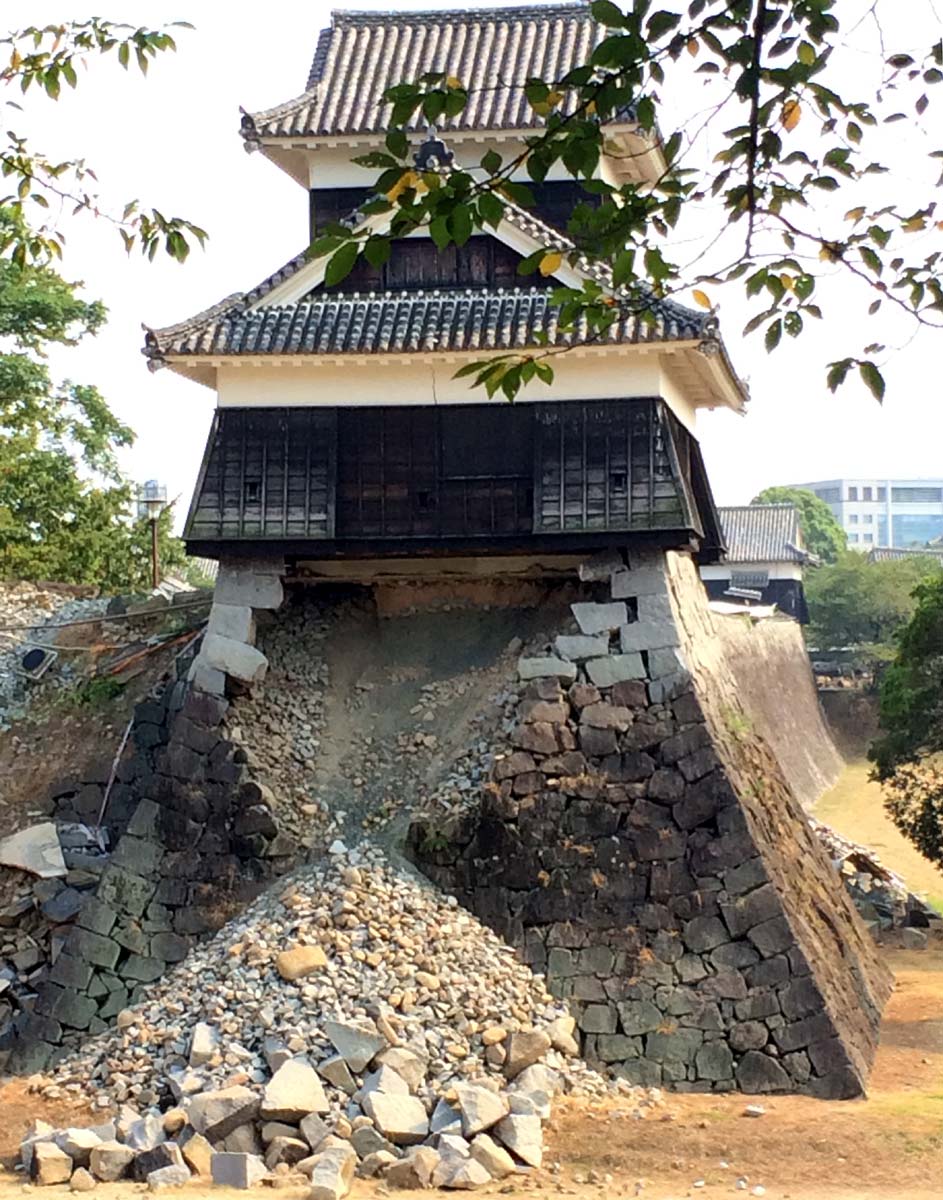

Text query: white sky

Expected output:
[6,0,943,525]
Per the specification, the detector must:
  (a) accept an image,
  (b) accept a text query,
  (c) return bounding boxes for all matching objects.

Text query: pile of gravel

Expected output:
[46,847,609,1103]
[24,849,657,1193]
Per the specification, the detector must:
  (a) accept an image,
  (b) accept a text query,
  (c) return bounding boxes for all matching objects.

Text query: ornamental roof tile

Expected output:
[718,505,807,564]
[245,5,607,139]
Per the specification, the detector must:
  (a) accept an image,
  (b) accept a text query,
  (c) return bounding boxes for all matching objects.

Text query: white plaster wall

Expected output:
[700,561,803,582]
[215,352,701,424]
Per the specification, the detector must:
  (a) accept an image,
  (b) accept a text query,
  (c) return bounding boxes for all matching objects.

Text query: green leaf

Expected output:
[613,248,636,287]
[826,358,852,392]
[481,149,502,175]
[478,191,504,228]
[860,246,883,275]
[363,236,391,268]
[324,241,359,287]
[764,319,782,352]
[386,129,408,159]
[591,0,629,28]
[859,360,886,403]
[449,203,473,246]
[647,11,682,40]
[429,215,451,250]
[516,248,545,276]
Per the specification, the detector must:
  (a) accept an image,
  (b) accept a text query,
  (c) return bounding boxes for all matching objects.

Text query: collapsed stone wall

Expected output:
[410,549,892,1097]
[2,563,295,1074]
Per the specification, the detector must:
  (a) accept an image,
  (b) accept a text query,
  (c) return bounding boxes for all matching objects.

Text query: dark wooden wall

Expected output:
[185,399,715,557]
[309,181,599,242]
[321,237,541,294]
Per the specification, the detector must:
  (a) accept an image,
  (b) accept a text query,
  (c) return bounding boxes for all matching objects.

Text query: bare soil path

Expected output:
[816,761,943,912]
[1,946,941,1200]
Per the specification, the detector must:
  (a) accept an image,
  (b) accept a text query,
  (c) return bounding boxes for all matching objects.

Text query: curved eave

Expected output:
[244,121,666,190]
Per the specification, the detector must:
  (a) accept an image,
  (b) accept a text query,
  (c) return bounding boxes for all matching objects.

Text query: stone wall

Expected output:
[2,558,293,1073]
[710,613,843,807]
[409,549,892,1097]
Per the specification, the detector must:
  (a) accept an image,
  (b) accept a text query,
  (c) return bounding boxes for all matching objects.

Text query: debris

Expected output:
[0,822,66,878]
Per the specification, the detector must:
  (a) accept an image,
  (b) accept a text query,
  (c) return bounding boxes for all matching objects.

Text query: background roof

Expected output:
[718,504,805,564]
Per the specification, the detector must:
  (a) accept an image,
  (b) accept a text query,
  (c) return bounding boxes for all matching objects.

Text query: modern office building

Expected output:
[791,478,943,549]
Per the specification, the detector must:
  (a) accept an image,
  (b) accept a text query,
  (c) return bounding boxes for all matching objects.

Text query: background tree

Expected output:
[1,18,204,265]
[0,208,189,591]
[805,551,942,652]
[870,575,943,868]
[871,574,943,776]
[322,0,942,402]
[751,485,845,563]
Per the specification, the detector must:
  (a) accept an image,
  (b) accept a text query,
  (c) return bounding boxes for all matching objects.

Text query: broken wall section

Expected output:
[410,549,892,1097]
[1,559,294,1074]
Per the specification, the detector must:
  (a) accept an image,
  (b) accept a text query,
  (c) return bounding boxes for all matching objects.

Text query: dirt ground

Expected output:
[816,761,943,913]
[0,945,940,1200]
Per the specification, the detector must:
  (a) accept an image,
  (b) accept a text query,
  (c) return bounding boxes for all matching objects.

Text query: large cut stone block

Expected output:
[518,656,577,682]
[586,654,645,687]
[200,634,268,686]
[207,602,256,644]
[214,559,284,610]
[570,602,627,636]
[554,635,610,662]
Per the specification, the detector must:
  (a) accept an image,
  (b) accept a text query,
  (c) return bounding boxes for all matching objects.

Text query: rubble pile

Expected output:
[0,582,107,726]
[23,849,654,1192]
[0,825,108,1050]
[226,600,335,845]
[811,817,940,934]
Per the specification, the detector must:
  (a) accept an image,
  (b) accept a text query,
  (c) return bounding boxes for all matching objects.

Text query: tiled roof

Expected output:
[869,546,943,564]
[245,5,607,139]
[144,193,722,363]
[145,286,707,359]
[718,505,806,564]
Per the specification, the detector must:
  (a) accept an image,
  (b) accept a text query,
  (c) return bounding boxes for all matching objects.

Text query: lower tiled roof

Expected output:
[145,286,707,359]
[718,504,806,564]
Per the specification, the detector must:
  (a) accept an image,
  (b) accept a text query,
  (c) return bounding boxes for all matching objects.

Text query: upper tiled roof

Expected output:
[145,285,707,360]
[246,5,606,139]
[718,505,806,564]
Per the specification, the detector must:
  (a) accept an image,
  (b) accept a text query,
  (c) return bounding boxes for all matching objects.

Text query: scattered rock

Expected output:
[362,1092,429,1146]
[209,1152,268,1189]
[504,1030,552,1080]
[307,1146,357,1200]
[275,944,327,981]
[469,1133,515,1179]
[32,1142,74,1185]
[0,822,66,878]
[495,1113,543,1167]
[323,1018,386,1073]
[147,1164,192,1191]
[454,1083,510,1137]
[89,1141,135,1182]
[261,1058,328,1120]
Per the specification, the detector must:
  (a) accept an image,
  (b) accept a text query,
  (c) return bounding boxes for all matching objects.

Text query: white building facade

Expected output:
[792,478,943,550]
